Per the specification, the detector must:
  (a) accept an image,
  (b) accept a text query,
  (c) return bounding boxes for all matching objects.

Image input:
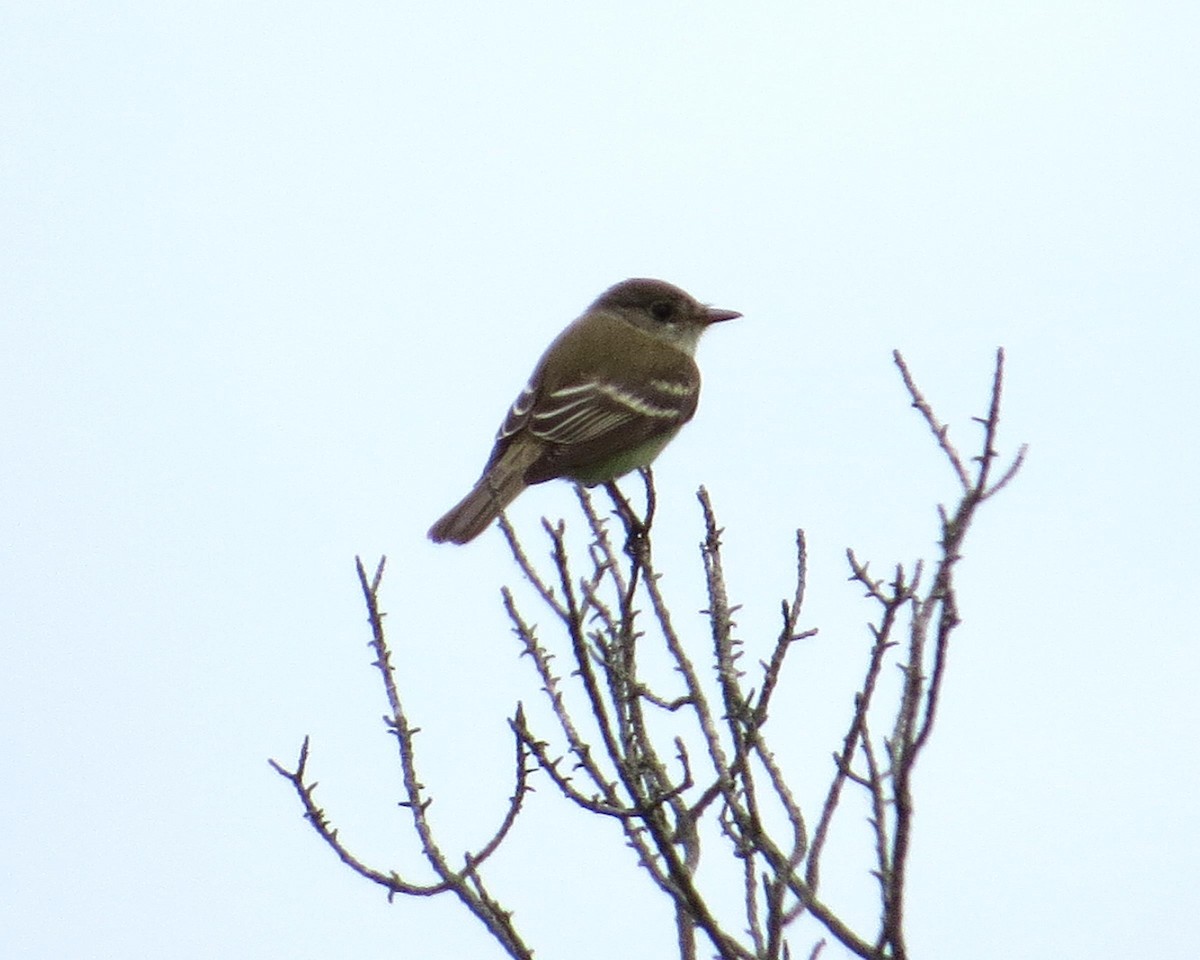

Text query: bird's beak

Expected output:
[704,306,742,325]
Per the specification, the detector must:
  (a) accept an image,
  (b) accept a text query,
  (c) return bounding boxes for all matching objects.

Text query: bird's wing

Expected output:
[529,378,696,444]
[485,374,698,481]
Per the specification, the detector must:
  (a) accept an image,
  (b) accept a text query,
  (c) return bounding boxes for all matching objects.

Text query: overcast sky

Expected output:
[3,3,1197,958]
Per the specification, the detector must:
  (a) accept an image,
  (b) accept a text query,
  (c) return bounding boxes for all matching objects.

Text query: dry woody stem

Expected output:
[271,349,1025,960]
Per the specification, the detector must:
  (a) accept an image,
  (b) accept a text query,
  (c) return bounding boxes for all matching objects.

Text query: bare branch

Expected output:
[755,530,813,726]
[893,350,972,490]
[275,350,1023,960]
[269,737,450,897]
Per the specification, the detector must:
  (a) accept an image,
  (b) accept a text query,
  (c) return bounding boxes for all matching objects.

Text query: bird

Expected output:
[428,278,740,544]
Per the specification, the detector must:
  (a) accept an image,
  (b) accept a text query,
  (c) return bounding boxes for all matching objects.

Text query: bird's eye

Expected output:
[651,301,676,322]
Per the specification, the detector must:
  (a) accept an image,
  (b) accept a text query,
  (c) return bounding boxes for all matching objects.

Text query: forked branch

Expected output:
[273,350,1023,960]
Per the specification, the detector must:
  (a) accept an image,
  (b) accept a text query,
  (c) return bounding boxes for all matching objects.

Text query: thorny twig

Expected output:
[274,350,1023,960]
[270,558,534,960]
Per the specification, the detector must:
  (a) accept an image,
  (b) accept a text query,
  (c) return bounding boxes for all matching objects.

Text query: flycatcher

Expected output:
[428,278,740,544]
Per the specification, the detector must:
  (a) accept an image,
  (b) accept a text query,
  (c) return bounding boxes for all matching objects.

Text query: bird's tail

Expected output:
[428,444,539,544]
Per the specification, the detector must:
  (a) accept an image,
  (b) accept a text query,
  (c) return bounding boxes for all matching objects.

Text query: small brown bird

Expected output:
[429,278,740,544]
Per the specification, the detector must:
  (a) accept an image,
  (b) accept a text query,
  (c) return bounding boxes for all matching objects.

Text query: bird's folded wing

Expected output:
[503,377,699,447]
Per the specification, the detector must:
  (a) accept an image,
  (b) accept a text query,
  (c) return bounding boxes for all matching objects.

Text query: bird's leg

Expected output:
[637,467,657,531]
[603,480,646,549]
[604,476,657,615]
[602,480,643,621]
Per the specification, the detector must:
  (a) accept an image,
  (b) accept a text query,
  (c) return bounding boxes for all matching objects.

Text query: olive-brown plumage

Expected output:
[429,279,739,544]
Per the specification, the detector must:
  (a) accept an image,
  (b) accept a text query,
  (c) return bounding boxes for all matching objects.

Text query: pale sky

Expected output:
[2,3,1197,958]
